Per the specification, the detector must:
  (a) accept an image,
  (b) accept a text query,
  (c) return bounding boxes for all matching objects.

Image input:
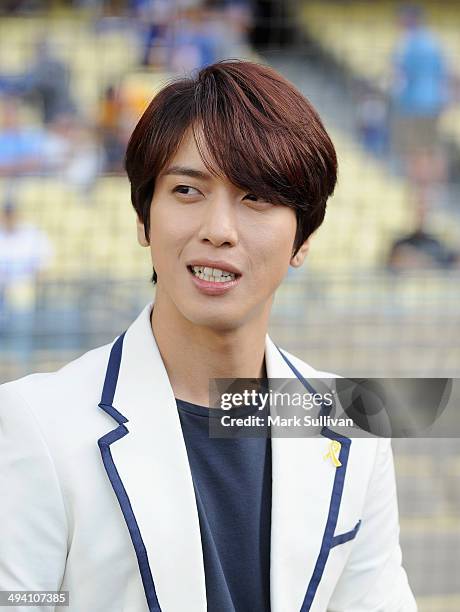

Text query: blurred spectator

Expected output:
[96,85,129,173]
[42,115,101,193]
[167,6,218,74]
[356,85,389,157]
[391,5,448,120]
[132,1,252,72]
[0,40,77,124]
[390,4,450,207]
[0,99,100,191]
[135,0,172,67]
[206,2,253,62]
[387,201,459,271]
[0,199,52,293]
[0,96,44,176]
[0,199,52,362]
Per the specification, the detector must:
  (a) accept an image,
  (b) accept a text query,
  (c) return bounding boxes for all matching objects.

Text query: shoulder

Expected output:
[0,340,114,431]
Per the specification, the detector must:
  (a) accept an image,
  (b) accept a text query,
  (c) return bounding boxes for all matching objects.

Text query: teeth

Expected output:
[191,265,236,282]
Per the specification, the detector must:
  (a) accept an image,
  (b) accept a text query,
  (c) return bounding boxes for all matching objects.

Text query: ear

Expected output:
[290,236,311,268]
[136,216,150,247]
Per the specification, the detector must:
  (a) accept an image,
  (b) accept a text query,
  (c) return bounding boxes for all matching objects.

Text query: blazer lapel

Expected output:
[265,336,352,612]
[97,301,351,612]
[97,303,206,612]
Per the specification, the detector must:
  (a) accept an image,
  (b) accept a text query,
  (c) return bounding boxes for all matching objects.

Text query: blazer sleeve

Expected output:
[0,384,68,612]
[327,438,418,612]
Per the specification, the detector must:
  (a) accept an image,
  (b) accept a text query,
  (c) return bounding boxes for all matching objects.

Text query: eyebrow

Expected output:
[160,165,214,180]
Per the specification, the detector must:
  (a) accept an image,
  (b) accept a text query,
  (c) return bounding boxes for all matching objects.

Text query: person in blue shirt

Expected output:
[390,4,451,244]
[392,5,448,118]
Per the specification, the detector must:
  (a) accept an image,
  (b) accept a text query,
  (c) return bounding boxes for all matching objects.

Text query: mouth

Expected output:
[186,264,242,296]
[187,265,241,283]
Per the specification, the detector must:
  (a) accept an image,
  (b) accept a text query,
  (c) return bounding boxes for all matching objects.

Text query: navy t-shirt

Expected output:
[176,397,272,612]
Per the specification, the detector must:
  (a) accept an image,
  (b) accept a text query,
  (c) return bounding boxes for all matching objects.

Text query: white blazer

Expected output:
[0,301,417,612]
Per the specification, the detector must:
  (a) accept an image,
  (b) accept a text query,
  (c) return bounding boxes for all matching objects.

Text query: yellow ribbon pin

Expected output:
[324,440,342,467]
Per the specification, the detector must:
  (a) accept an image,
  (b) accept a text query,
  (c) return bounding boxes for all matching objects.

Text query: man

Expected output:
[0,60,417,611]
[0,199,52,366]
[390,4,450,215]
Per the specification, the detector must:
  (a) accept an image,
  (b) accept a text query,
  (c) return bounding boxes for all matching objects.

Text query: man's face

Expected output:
[137,128,309,331]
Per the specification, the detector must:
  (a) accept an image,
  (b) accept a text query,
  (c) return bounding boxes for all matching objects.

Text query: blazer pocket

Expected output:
[331,519,362,549]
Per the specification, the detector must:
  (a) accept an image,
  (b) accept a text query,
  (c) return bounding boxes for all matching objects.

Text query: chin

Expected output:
[184,307,243,333]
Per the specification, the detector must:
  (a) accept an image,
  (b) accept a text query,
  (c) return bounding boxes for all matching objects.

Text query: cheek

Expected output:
[149,204,194,264]
[253,212,297,273]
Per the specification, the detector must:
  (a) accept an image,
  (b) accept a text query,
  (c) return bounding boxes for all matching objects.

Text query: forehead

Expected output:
[159,127,228,183]
[172,129,202,162]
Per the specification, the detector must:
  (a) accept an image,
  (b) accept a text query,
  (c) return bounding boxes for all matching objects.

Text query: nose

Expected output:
[197,193,239,248]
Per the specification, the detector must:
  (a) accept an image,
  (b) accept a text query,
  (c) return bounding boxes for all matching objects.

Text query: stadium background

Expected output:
[0,1,459,609]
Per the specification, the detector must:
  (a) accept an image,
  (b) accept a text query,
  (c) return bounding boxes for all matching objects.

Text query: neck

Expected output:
[151,289,270,407]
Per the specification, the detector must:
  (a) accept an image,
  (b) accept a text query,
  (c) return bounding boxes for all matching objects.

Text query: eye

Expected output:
[172,185,201,197]
[243,193,273,208]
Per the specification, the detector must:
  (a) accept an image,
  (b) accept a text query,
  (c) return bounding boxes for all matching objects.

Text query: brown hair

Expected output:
[125,59,337,283]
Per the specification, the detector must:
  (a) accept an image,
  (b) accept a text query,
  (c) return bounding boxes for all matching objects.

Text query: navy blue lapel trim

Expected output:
[331,520,362,548]
[301,428,351,611]
[276,346,352,612]
[275,347,334,419]
[97,332,162,612]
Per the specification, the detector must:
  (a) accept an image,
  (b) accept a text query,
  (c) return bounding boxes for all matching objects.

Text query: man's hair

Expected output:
[125,60,337,284]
